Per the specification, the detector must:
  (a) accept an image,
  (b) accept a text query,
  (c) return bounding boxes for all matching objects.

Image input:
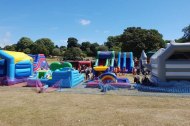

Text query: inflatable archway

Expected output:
[99,73,117,84]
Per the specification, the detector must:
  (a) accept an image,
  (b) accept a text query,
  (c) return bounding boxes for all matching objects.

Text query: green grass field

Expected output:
[0,87,190,126]
[46,58,60,64]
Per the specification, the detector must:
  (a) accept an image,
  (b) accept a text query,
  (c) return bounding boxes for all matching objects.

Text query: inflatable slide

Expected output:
[29,54,48,71]
[94,51,115,72]
[118,52,134,73]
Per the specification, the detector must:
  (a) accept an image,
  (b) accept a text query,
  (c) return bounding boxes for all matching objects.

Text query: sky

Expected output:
[0,0,190,47]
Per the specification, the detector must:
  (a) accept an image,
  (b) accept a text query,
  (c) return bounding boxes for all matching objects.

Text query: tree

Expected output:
[90,42,99,56]
[55,45,59,48]
[16,37,33,51]
[80,41,93,56]
[96,45,108,51]
[63,47,85,60]
[59,46,67,55]
[177,24,190,42]
[67,37,80,48]
[80,41,91,51]
[30,43,49,56]
[35,38,54,55]
[23,48,31,54]
[60,46,67,51]
[4,45,16,51]
[105,35,122,49]
[121,27,165,57]
[110,46,121,52]
[52,48,61,56]
[182,25,190,41]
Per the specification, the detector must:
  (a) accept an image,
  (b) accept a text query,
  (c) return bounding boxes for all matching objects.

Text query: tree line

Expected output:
[1,25,190,60]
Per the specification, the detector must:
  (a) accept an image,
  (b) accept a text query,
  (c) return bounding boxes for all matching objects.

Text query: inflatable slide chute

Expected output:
[29,54,48,71]
[94,51,115,72]
[118,52,134,73]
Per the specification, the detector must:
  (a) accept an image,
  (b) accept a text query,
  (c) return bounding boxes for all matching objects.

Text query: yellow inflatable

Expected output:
[93,66,108,72]
[4,50,33,63]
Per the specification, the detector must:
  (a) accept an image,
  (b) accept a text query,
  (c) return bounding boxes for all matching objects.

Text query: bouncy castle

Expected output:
[0,50,33,85]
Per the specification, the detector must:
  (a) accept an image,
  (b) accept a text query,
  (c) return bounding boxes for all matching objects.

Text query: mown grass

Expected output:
[0,87,190,126]
[46,58,60,64]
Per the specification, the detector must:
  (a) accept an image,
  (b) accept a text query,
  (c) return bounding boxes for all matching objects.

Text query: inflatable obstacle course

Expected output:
[27,61,84,88]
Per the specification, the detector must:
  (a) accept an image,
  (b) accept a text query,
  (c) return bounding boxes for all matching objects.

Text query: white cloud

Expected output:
[79,19,91,26]
[0,32,12,47]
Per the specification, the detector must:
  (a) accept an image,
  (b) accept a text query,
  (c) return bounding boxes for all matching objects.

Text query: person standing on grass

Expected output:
[134,75,141,84]
[85,66,90,80]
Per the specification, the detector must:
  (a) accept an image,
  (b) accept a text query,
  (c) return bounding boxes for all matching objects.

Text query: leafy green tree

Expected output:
[177,24,190,42]
[4,45,16,51]
[164,40,171,43]
[52,48,61,56]
[182,25,190,41]
[67,37,80,48]
[90,42,99,56]
[63,47,85,60]
[80,41,91,51]
[35,38,54,55]
[96,45,108,51]
[110,46,121,52]
[30,43,49,56]
[105,35,122,49]
[16,37,33,51]
[23,48,31,54]
[55,45,59,48]
[80,41,93,56]
[59,46,67,55]
[60,46,67,51]
[121,27,165,57]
